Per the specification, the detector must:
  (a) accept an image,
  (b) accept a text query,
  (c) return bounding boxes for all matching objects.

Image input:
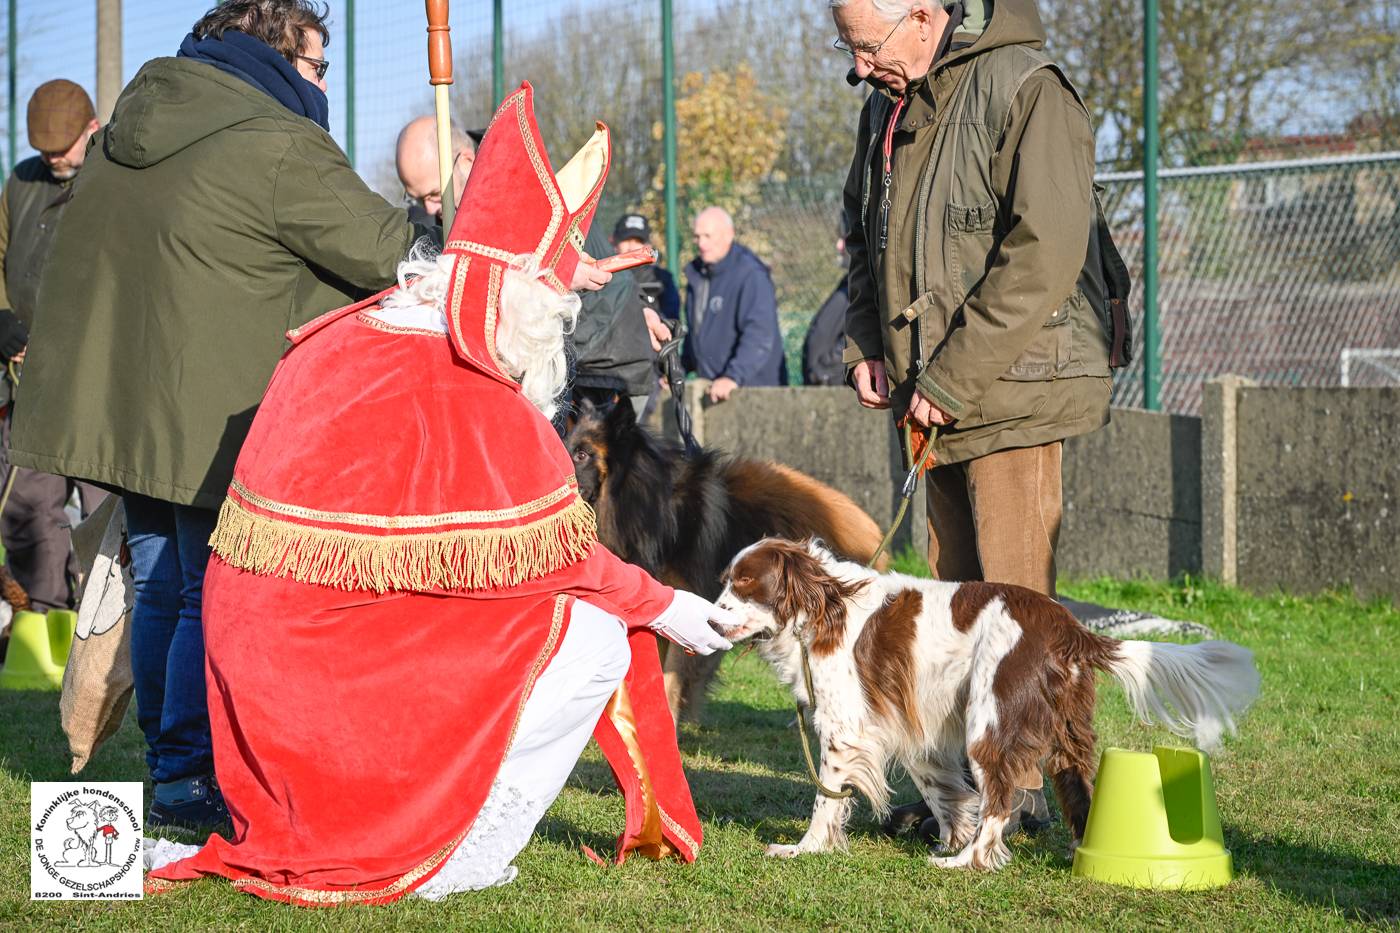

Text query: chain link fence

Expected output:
[2,0,1397,406]
[1100,151,1400,413]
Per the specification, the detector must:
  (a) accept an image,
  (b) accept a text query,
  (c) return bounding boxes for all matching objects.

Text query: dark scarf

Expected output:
[178,30,329,131]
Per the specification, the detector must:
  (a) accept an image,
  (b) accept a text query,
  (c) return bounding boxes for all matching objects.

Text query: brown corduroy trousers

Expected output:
[925,441,1063,598]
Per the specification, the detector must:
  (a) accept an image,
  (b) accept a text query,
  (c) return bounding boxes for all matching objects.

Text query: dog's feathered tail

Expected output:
[1100,639,1260,750]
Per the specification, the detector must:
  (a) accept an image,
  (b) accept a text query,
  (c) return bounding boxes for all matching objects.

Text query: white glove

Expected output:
[649,590,735,656]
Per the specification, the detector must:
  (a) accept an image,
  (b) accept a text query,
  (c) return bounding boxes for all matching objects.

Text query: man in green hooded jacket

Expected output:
[7,0,438,833]
[832,0,1113,834]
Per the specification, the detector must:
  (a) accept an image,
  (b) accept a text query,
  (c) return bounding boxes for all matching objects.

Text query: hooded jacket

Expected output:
[8,57,425,508]
[682,242,786,386]
[842,0,1110,464]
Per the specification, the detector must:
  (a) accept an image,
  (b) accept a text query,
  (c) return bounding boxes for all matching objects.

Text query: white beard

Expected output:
[376,246,580,418]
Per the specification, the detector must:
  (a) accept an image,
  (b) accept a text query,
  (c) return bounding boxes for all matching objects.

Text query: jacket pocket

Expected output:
[946,199,997,295]
[1001,287,1079,381]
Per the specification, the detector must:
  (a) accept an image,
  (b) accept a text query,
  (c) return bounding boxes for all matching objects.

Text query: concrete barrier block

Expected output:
[1233,386,1400,600]
[1061,407,1202,579]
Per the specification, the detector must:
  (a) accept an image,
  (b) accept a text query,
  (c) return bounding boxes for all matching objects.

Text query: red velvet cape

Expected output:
[148,302,703,907]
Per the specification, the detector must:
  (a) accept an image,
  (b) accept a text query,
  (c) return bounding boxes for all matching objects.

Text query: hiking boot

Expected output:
[881,799,932,837]
[147,774,231,836]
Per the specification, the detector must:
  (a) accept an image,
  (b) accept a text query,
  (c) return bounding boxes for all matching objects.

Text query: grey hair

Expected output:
[827,0,918,23]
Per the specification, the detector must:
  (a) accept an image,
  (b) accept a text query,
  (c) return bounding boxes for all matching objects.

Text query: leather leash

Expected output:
[791,421,939,799]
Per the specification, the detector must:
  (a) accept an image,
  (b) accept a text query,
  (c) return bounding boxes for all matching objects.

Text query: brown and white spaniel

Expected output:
[715,538,1260,871]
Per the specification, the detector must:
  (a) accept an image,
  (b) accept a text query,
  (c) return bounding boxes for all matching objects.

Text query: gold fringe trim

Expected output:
[211,495,596,594]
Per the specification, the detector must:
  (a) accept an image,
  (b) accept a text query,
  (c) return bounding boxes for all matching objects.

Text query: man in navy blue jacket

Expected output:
[681,207,786,402]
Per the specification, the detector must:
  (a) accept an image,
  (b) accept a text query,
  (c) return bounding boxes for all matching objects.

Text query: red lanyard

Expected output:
[877,96,907,252]
[882,96,907,178]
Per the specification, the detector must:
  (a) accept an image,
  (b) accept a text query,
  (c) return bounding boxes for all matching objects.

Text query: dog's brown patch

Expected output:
[960,582,1118,843]
[729,540,866,656]
[853,588,923,729]
[0,565,30,612]
[949,581,1000,634]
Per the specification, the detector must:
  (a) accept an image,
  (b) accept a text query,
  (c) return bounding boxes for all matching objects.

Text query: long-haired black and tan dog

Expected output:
[564,398,886,723]
[715,538,1260,870]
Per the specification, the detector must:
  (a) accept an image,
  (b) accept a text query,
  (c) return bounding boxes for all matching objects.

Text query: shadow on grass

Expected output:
[1228,830,1400,924]
[555,696,923,856]
[0,688,147,785]
[531,813,618,859]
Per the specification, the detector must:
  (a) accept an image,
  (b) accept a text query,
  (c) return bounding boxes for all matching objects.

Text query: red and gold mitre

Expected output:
[439,82,608,386]
[208,83,612,594]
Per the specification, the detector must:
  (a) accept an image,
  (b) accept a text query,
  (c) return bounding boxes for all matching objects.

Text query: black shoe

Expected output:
[1009,786,1054,837]
[147,774,231,836]
[882,799,933,837]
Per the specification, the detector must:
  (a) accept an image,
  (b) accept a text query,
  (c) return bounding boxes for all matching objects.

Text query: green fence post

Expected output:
[492,0,503,107]
[1142,0,1161,410]
[7,0,16,171]
[345,0,355,166]
[661,0,679,271]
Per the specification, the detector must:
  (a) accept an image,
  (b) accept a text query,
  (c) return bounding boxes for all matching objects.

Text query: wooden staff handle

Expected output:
[426,0,453,86]
[426,0,456,229]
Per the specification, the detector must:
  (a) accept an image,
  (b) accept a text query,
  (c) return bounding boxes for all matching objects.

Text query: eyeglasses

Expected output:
[297,54,330,80]
[832,12,907,61]
[402,152,464,209]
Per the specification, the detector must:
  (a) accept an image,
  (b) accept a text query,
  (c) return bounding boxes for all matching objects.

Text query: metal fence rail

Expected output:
[1099,151,1400,413]
[2,1,1396,410]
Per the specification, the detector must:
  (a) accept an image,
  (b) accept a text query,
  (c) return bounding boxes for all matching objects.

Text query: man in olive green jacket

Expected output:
[833,0,1111,834]
[836,0,1110,592]
[0,79,102,614]
[7,1,433,833]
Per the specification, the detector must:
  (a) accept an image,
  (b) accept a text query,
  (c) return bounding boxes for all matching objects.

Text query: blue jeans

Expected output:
[124,493,218,784]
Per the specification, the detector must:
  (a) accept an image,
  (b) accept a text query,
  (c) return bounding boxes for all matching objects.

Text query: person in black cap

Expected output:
[0,79,104,618]
[612,212,680,348]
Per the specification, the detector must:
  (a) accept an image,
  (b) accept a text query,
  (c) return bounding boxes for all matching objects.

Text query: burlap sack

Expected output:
[60,496,134,773]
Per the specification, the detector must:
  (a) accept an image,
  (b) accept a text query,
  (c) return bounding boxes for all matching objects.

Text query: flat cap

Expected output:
[27,80,95,153]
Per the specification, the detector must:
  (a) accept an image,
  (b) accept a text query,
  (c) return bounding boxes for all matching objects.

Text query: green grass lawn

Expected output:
[2,577,1397,930]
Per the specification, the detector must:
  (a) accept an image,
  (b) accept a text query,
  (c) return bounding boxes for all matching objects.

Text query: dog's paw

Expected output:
[945,829,977,852]
[931,844,1011,871]
[764,843,803,859]
[929,852,971,870]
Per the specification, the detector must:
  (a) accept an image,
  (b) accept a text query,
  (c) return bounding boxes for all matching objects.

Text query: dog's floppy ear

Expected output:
[771,542,865,654]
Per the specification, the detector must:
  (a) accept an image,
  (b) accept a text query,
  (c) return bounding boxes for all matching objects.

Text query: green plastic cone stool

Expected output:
[1072,746,1234,890]
[0,609,77,690]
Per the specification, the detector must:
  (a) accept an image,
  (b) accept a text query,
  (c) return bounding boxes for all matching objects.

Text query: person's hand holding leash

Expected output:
[650,590,735,655]
[642,306,673,353]
[906,389,952,428]
[852,359,890,409]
